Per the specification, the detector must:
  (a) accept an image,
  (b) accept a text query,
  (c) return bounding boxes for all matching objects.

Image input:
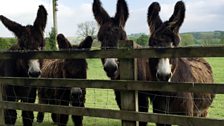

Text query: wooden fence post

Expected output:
[119,40,138,126]
[0,83,5,125]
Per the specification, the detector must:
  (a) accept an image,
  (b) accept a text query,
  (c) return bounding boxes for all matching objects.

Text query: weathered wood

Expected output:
[0,40,222,125]
[0,101,223,126]
[0,46,224,59]
[0,84,5,125]
[119,40,138,126]
[0,77,223,94]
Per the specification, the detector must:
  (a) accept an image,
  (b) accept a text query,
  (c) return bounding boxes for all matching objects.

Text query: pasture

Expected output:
[14,58,224,126]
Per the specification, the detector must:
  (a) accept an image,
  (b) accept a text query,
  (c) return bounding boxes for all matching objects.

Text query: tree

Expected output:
[76,21,97,39]
[180,34,196,46]
[128,33,149,47]
[136,34,149,46]
[45,27,57,51]
[0,37,16,49]
[219,32,224,45]
[200,33,214,46]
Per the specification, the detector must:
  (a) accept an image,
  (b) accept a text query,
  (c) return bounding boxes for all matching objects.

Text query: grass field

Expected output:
[14,58,224,126]
[206,58,224,118]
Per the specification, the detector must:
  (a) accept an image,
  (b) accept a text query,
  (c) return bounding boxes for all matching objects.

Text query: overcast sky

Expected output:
[0,0,224,37]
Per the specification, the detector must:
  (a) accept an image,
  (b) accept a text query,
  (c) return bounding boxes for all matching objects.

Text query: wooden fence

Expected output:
[0,40,224,126]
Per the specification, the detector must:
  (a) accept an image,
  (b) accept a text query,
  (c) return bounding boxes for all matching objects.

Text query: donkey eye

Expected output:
[113,28,120,32]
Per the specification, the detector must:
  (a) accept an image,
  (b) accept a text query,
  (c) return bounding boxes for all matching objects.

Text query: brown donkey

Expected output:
[0,5,47,126]
[93,0,150,126]
[147,1,215,126]
[37,34,93,126]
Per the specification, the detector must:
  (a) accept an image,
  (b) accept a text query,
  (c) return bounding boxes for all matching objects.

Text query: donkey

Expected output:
[37,34,92,126]
[0,5,47,126]
[93,0,150,126]
[147,1,215,126]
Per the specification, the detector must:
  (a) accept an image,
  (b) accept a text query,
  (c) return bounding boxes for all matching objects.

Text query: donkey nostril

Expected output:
[104,65,118,77]
[104,65,117,73]
[166,73,172,81]
[28,71,41,77]
[156,73,172,81]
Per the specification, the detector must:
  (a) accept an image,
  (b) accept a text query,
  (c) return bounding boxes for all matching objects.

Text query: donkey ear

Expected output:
[79,36,93,50]
[168,1,185,33]
[147,2,163,34]
[0,15,24,37]
[57,34,72,49]
[114,0,129,27]
[33,5,48,31]
[93,0,110,25]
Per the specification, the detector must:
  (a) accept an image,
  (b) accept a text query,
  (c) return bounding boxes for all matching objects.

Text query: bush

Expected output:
[0,37,16,50]
[45,27,57,51]
[136,34,149,46]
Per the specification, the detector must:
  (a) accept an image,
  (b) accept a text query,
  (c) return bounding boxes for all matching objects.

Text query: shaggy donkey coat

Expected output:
[37,34,92,126]
[147,1,215,126]
[93,0,150,126]
[0,5,47,126]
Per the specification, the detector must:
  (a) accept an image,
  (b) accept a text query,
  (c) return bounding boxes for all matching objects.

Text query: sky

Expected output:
[0,0,224,37]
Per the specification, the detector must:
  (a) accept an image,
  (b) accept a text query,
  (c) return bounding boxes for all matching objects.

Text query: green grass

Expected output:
[15,58,224,126]
[206,58,224,118]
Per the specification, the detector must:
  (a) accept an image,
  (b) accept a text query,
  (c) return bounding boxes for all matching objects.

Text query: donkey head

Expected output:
[147,1,185,81]
[57,34,93,78]
[0,5,47,77]
[93,0,129,79]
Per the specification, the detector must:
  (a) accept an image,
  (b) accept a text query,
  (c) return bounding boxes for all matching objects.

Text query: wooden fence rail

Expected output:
[0,40,224,125]
[0,77,223,94]
[0,101,223,126]
[0,46,224,59]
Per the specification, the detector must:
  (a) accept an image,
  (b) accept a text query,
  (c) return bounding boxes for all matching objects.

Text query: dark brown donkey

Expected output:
[37,34,92,126]
[147,1,215,126]
[0,5,47,126]
[93,0,150,126]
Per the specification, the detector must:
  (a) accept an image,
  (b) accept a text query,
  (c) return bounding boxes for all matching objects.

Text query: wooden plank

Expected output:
[0,101,223,126]
[0,77,223,94]
[0,46,224,59]
[119,40,138,126]
[0,84,5,125]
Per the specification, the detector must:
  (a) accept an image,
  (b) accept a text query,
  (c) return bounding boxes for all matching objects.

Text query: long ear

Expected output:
[79,36,93,50]
[93,0,110,25]
[114,0,129,27]
[0,15,24,37]
[33,5,48,31]
[57,34,72,49]
[147,2,162,33]
[168,1,185,33]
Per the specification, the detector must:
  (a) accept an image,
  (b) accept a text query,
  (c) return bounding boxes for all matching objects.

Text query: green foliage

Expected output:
[191,31,224,46]
[0,37,16,50]
[219,32,224,45]
[220,39,224,45]
[180,34,196,46]
[45,27,57,51]
[136,34,149,46]
[128,33,149,46]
